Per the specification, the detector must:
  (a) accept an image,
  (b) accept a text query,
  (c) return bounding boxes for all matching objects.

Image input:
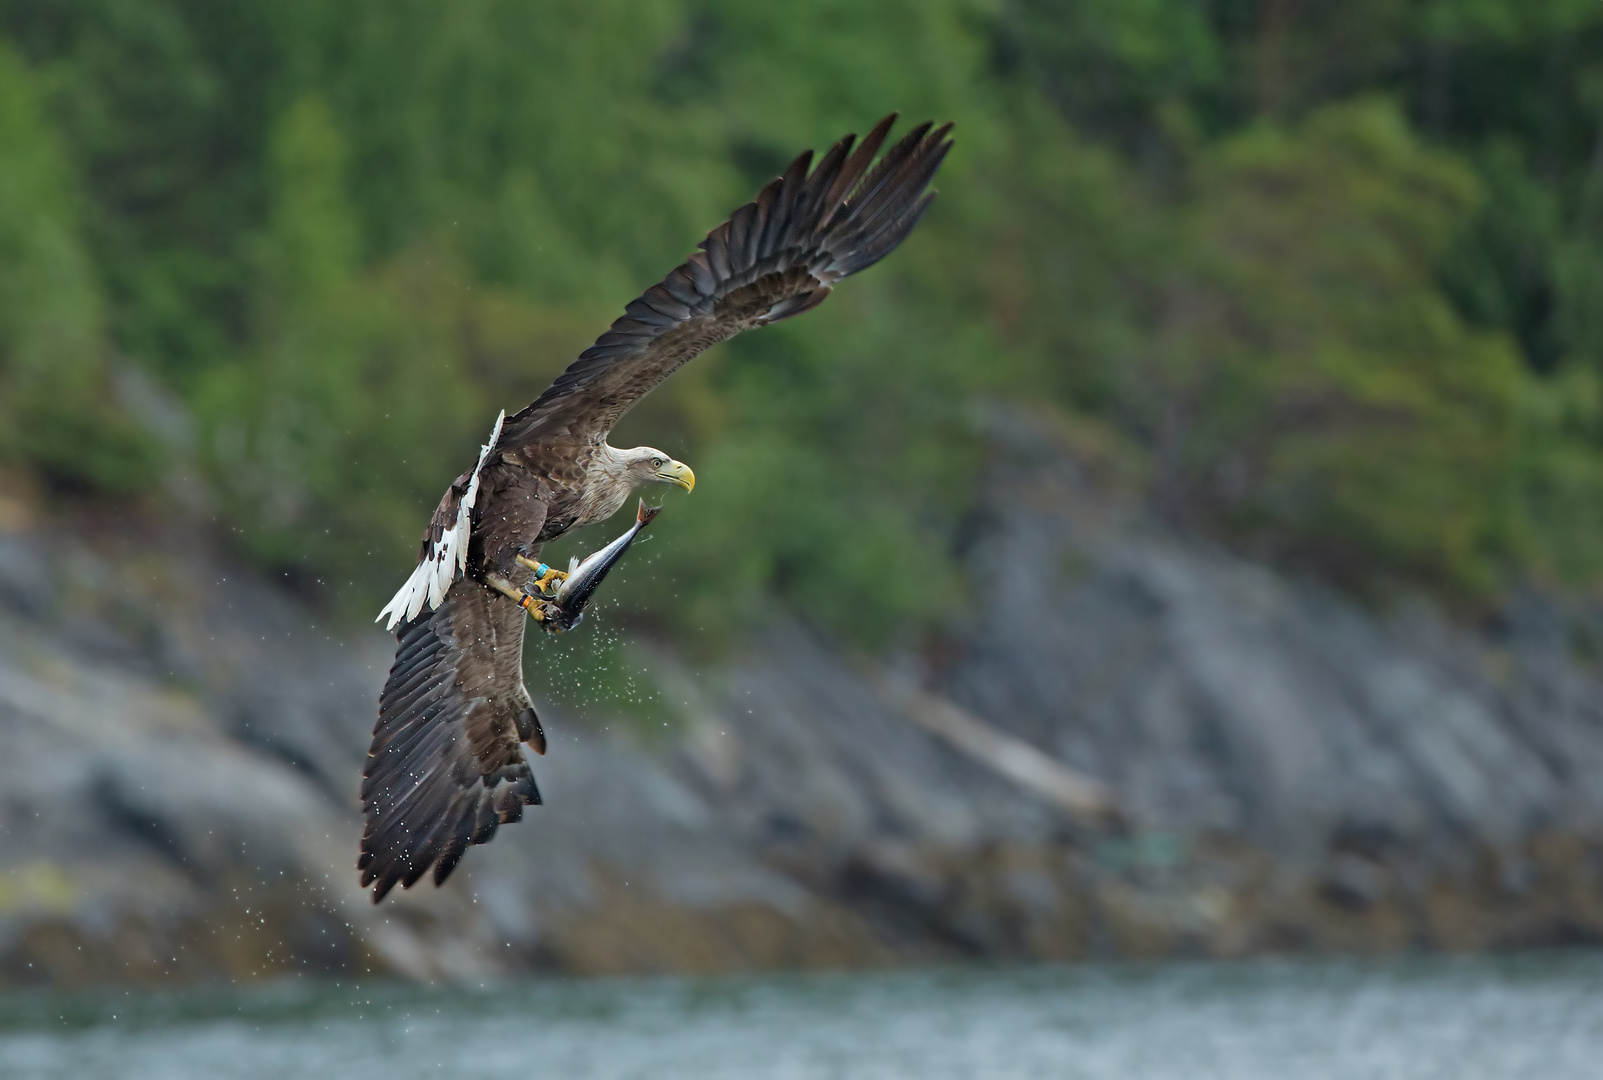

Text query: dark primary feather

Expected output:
[497,113,953,450]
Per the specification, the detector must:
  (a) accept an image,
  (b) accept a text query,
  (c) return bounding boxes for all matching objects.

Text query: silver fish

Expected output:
[542,499,662,633]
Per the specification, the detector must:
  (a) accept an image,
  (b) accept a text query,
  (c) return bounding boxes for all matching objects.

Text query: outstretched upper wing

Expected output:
[496,114,953,450]
[360,575,545,903]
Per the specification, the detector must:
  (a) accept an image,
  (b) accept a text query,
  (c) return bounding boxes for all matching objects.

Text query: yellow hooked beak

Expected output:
[656,459,695,492]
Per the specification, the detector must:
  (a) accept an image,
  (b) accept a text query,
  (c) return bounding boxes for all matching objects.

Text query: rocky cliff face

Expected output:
[682,420,1603,960]
[0,502,873,984]
[3,427,1602,985]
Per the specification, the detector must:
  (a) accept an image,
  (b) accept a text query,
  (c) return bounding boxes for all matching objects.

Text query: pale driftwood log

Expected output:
[875,676,1121,824]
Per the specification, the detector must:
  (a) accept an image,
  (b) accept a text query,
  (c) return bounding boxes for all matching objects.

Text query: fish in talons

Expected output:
[488,500,663,634]
[546,499,663,632]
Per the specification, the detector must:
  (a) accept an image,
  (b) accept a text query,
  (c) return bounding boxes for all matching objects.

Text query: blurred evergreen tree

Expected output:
[0,41,156,491]
[0,0,1599,644]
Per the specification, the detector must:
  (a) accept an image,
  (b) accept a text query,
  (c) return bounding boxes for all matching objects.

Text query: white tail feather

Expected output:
[377,410,505,631]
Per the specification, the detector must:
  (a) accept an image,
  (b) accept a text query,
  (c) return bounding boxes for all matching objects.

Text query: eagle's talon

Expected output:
[528,598,568,632]
[535,568,567,597]
[517,591,565,631]
[484,571,561,625]
[515,555,568,597]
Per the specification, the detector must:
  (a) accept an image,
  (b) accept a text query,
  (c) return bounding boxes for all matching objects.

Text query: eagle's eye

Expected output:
[650,457,664,469]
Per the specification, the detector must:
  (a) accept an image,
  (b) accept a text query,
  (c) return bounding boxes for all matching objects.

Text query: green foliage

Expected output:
[0,42,156,491]
[198,98,555,593]
[1,0,1602,647]
[625,301,982,647]
[998,0,1220,149]
[1518,365,1603,583]
[1152,101,1523,594]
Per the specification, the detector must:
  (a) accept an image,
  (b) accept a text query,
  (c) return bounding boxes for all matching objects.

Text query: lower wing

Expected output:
[360,575,544,903]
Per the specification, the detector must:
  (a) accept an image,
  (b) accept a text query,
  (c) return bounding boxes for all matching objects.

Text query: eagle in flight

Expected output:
[360,114,953,902]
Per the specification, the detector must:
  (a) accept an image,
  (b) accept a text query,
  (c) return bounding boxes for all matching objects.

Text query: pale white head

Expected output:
[613,446,695,493]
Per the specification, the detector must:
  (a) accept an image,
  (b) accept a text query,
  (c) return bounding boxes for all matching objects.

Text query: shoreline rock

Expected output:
[3,438,1602,985]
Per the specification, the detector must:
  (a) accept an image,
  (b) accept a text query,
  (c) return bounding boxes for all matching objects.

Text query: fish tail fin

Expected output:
[637,499,663,527]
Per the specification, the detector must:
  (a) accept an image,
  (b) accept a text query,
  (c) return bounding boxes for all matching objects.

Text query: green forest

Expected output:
[1,1,1600,659]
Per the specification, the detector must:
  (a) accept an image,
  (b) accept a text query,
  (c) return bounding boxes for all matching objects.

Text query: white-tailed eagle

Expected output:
[360,114,953,902]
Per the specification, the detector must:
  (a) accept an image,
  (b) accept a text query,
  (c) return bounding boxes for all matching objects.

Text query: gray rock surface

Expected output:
[671,418,1603,958]
[0,516,868,984]
[3,424,1603,984]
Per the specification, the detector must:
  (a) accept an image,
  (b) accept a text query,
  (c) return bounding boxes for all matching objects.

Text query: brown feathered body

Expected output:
[359,114,954,902]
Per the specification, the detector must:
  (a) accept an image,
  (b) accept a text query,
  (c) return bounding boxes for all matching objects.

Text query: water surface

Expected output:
[2,953,1600,1079]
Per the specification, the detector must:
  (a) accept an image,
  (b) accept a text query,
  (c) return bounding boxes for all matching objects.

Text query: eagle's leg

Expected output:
[515,554,568,598]
[483,572,557,622]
